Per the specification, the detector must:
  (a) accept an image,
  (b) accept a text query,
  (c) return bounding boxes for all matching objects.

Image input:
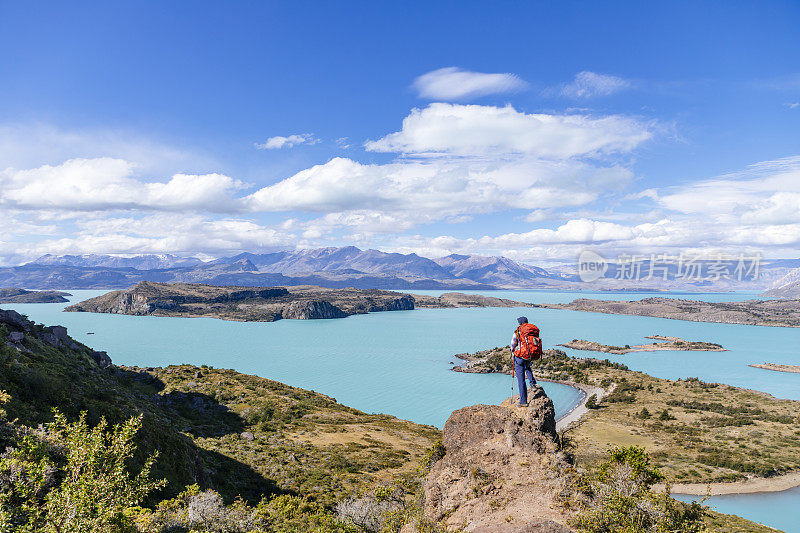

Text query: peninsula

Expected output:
[749,363,800,374]
[540,296,800,327]
[65,281,532,322]
[0,287,71,303]
[451,347,800,493]
[558,335,725,354]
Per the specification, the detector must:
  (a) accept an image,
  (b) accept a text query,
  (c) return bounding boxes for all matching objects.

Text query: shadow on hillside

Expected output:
[111,367,281,504]
[114,367,245,438]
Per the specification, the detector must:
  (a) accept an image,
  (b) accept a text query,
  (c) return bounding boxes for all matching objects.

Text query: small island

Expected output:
[0,287,71,303]
[540,297,800,327]
[558,335,725,354]
[65,281,532,322]
[749,363,800,374]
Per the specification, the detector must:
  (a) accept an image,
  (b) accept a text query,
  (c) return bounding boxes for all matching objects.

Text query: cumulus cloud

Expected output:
[0,158,245,212]
[255,133,319,149]
[364,103,652,158]
[245,156,633,216]
[560,71,632,99]
[412,67,527,100]
[242,103,652,239]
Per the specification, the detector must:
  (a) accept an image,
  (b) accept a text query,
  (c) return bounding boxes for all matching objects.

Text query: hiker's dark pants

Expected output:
[514,356,537,404]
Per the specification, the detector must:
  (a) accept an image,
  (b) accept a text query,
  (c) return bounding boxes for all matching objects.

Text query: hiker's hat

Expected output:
[517,316,528,324]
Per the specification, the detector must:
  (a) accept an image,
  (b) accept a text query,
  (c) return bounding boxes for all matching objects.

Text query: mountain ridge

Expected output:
[4,246,791,291]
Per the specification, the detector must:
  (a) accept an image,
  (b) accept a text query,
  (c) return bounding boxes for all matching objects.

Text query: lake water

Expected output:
[4,289,798,531]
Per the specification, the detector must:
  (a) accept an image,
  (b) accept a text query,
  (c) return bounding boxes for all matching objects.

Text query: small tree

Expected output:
[0,409,165,532]
[585,394,599,409]
[659,409,676,421]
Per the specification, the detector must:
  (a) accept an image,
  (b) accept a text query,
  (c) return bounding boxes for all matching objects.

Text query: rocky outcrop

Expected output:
[423,387,574,532]
[413,292,531,308]
[0,309,31,330]
[65,282,520,323]
[281,300,348,319]
[0,307,112,369]
[0,288,71,303]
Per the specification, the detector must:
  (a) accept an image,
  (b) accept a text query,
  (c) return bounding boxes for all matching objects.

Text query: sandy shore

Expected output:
[542,379,608,432]
[662,471,800,495]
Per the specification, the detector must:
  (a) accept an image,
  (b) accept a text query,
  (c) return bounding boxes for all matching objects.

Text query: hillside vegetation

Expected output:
[0,308,782,532]
[456,347,800,485]
[0,307,439,531]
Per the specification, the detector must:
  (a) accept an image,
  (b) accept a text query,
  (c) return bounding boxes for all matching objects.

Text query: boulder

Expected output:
[8,331,24,343]
[444,386,556,453]
[0,309,31,330]
[240,431,255,441]
[89,350,112,369]
[423,389,573,531]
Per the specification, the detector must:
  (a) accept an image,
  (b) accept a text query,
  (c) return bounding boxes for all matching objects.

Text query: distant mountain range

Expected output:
[32,253,205,269]
[0,247,566,290]
[0,246,795,292]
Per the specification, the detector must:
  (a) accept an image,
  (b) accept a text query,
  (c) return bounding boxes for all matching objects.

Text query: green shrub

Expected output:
[585,394,599,409]
[0,408,165,532]
[570,446,706,532]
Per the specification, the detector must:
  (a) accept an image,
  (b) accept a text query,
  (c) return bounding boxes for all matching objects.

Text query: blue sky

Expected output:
[1,1,799,265]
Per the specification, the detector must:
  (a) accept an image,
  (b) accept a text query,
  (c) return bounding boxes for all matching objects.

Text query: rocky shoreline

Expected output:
[558,335,725,354]
[540,297,800,327]
[749,363,800,374]
[65,281,533,322]
[0,287,71,303]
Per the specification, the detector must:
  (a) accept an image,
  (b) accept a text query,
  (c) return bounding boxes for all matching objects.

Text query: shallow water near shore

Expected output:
[5,288,800,531]
[674,486,800,532]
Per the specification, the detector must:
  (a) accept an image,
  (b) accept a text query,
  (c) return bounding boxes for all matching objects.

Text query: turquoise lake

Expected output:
[3,289,799,531]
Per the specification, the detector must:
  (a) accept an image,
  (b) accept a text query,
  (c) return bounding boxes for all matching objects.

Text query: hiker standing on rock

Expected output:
[511,316,542,406]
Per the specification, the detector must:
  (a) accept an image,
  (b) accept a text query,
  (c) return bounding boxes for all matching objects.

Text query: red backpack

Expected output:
[514,323,542,360]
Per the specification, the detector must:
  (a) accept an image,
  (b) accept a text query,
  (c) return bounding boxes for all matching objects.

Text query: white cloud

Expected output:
[364,103,652,158]
[412,67,527,100]
[786,102,799,109]
[560,71,632,99]
[245,156,633,216]
[0,158,245,212]
[2,214,297,262]
[657,156,800,223]
[524,210,551,223]
[255,133,319,149]
[242,103,652,238]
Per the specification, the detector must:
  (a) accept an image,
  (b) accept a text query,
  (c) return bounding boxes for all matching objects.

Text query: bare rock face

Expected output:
[281,300,348,319]
[90,350,112,368]
[1,307,112,368]
[423,388,574,532]
[0,309,31,330]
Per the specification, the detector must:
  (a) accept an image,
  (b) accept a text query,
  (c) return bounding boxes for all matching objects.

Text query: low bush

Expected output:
[569,446,706,532]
